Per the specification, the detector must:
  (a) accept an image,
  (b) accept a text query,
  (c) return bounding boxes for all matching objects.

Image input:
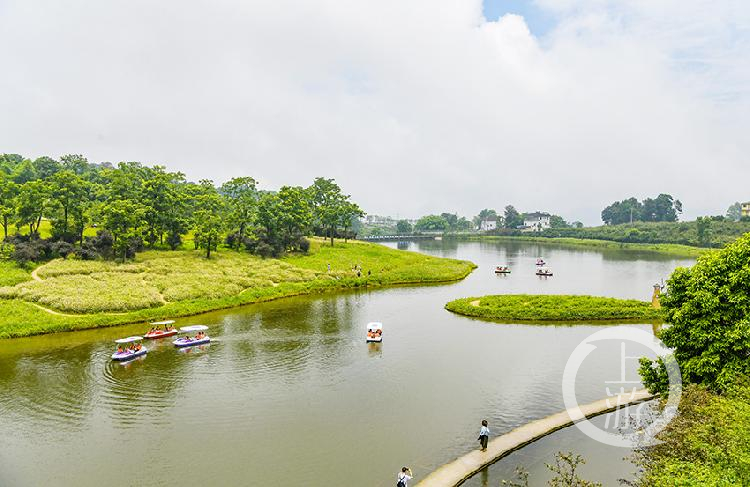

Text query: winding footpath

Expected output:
[416,389,654,487]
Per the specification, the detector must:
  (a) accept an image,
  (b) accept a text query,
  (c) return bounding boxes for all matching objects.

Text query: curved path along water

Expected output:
[416,389,653,487]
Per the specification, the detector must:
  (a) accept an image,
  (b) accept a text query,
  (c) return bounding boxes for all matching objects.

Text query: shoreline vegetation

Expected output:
[0,239,476,339]
[445,295,663,322]
[443,235,707,258]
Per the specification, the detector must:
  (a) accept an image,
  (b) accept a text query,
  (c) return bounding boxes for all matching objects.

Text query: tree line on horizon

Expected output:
[0,153,363,263]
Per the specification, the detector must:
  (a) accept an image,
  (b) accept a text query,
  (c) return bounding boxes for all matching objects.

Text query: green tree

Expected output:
[15,180,49,235]
[278,186,312,248]
[308,177,348,246]
[32,156,61,179]
[49,170,90,239]
[726,202,742,222]
[340,201,365,242]
[0,176,19,238]
[415,214,448,232]
[140,166,185,247]
[11,159,38,184]
[549,215,569,229]
[696,216,712,247]
[192,182,225,258]
[643,193,681,222]
[396,219,412,234]
[639,233,750,393]
[601,197,643,225]
[60,154,89,175]
[504,205,523,229]
[220,176,258,247]
[101,199,146,261]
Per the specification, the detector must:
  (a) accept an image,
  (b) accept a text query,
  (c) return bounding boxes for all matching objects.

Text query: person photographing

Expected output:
[397,466,413,487]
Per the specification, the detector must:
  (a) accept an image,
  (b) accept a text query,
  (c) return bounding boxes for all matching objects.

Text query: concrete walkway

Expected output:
[416,389,654,487]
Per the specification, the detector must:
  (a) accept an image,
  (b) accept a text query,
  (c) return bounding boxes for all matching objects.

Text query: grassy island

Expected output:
[445,294,662,322]
[0,239,475,338]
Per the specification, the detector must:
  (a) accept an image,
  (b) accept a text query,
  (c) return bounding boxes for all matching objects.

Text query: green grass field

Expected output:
[0,239,475,338]
[445,294,663,322]
[451,235,707,258]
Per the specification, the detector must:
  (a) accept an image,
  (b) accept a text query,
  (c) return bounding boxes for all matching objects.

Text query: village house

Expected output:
[522,212,551,232]
[479,218,497,231]
[742,202,750,218]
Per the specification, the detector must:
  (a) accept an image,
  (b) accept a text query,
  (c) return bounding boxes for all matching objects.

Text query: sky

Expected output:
[1,0,749,225]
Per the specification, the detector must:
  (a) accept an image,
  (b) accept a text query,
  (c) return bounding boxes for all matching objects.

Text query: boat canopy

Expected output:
[150,320,175,325]
[115,336,143,343]
[180,325,208,332]
[367,322,383,331]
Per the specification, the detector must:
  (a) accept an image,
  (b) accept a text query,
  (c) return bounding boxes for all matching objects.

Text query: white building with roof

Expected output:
[523,212,551,232]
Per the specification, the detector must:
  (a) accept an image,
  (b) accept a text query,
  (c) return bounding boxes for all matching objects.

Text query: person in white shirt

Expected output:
[397,466,413,487]
[478,419,490,451]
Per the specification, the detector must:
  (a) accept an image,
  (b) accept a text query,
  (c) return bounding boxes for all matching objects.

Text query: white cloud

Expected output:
[0,0,748,223]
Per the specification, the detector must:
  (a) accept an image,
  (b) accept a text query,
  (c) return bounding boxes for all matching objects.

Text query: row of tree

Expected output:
[601,194,683,225]
[0,153,363,261]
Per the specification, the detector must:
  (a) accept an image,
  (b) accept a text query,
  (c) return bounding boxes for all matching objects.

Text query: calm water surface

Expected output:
[0,240,693,486]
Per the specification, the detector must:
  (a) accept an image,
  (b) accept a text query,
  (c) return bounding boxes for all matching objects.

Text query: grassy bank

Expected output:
[446,295,663,322]
[635,382,750,485]
[0,239,475,338]
[450,235,706,258]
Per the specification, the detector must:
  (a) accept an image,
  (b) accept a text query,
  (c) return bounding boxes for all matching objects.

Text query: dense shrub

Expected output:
[640,232,750,393]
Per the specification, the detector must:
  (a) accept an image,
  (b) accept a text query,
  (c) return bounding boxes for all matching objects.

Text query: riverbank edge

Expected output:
[445,295,664,323]
[0,257,477,340]
[416,390,655,487]
[442,235,707,258]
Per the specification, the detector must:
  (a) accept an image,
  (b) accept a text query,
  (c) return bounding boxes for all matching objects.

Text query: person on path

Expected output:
[397,467,412,487]
[478,420,490,451]
[327,263,331,273]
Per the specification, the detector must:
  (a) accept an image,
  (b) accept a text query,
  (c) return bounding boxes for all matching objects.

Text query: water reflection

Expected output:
[0,240,694,486]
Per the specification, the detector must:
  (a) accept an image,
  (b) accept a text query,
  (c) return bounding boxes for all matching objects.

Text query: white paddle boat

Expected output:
[366,322,383,343]
[112,336,147,361]
[173,325,210,347]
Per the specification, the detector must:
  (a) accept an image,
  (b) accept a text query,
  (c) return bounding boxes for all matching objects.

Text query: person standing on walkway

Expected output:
[397,467,413,487]
[478,420,490,451]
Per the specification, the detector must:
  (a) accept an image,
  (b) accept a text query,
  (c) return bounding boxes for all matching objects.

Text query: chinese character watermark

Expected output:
[562,327,682,448]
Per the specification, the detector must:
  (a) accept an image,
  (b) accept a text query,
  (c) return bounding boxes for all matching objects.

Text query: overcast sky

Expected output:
[1,0,748,224]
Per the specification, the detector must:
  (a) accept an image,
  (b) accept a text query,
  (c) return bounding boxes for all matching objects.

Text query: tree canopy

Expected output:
[640,233,750,393]
[0,153,364,262]
[602,194,682,225]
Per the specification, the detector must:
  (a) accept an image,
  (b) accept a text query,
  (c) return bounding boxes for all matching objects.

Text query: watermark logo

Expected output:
[562,327,682,448]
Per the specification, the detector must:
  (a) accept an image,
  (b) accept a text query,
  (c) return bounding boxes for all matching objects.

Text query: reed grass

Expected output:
[0,239,475,338]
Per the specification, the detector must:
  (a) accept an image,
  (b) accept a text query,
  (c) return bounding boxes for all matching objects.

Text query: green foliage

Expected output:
[634,382,750,486]
[446,295,662,322]
[640,233,750,393]
[727,202,742,222]
[415,214,448,232]
[396,219,413,234]
[0,240,475,338]
[529,220,750,248]
[504,205,523,228]
[602,194,681,225]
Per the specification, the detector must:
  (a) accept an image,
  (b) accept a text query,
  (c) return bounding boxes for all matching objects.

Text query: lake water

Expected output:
[0,240,693,486]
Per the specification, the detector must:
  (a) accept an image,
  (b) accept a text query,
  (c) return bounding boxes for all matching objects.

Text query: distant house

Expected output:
[522,212,551,232]
[479,218,497,231]
[742,202,750,218]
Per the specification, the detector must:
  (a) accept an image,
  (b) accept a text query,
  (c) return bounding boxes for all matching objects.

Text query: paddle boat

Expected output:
[173,325,210,348]
[144,320,178,339]
[366,322,383,343]
[111,336,147,361]
[494,265,511,274]
[536,267,553,277]
[536,258,546,266]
